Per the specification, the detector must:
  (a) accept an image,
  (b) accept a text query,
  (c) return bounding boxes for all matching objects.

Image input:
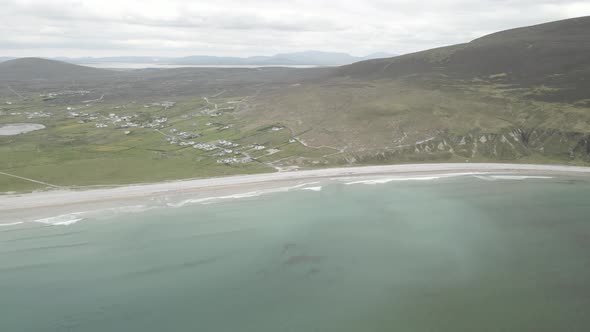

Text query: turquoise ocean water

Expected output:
[1,175,590,331]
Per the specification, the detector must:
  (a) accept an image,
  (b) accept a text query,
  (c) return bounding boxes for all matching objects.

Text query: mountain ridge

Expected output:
[241,16,590,164]
[0,57,116,81]
[336,16,590,101]
[2,16,590,192]
[42,51,397,66]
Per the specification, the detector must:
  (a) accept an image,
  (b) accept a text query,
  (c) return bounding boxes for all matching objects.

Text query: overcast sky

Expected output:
[2,0,589,57]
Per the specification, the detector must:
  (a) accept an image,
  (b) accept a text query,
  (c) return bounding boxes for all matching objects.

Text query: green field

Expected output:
[0,95,337,193]
[2,76,590,194]
[2,16,590,193]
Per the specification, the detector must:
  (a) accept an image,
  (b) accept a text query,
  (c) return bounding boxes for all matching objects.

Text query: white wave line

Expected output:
[0,221,24,227]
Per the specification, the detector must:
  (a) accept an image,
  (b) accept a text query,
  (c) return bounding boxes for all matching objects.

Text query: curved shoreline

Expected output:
[2,163,590,215]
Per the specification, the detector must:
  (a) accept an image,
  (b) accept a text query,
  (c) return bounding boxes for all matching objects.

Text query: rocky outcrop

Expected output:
[348,128,590,164]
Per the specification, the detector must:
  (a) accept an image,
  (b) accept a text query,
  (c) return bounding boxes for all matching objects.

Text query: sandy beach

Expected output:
[2,163,590,222]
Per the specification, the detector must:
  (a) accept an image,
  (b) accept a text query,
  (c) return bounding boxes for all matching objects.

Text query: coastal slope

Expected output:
[1,163,590,221]
[243,16,590,164]
[1,17,590,193]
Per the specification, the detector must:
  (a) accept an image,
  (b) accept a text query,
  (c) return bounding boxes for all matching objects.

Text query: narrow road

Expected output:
[154,129,172,138]
[0,171,62,188]
[6,85,24,99]
[82,94,104,103]
[294,137,343,153]
[211,90,226,98]
[203,97,218,110]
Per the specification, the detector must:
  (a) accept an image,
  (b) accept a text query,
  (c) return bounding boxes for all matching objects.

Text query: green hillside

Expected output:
[1,17,590,192]
[243,16,590,164]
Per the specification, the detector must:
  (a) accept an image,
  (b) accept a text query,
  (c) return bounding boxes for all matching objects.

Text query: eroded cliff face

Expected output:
[347,128,590,164]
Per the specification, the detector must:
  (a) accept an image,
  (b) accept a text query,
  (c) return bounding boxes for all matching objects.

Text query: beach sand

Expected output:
[2,163,590,223]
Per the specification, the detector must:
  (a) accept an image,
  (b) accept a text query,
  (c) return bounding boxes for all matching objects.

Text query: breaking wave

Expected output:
[0,222,24,227]
[20,174,557,225]
[343,172,484,185]
[34,214,84,226]
[300,186,322,192]
[474,175,553,181]
[168,182,322,208]
[31,205,154,226]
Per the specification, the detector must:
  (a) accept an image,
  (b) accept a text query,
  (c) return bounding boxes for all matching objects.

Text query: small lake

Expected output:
[0,123,45,135]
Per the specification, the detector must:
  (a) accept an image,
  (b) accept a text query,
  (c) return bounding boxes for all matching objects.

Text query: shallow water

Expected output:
[0,123,45,135]
[1,176,590,331]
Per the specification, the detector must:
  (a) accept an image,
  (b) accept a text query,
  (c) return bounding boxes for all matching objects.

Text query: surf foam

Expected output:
[343,172,484,185]
[168,182,323,207]
[474,175,553,181]
[35,214,84,226]
[0,221,24,227]
[31,205,153,226]
[300,186,322,192]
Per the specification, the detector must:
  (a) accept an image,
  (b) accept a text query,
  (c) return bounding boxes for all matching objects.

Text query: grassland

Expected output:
[246,76,590,151]
[0,93,338,193]
[2,15,590,193]
[2,72,589,194]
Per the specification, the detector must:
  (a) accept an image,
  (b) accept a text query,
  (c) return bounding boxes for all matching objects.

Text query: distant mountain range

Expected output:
[0,51,396,67]
[0,57,115,81]
[62,51,396,66]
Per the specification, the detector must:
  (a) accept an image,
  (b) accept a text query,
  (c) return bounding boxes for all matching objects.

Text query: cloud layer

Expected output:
[2,0,589,57]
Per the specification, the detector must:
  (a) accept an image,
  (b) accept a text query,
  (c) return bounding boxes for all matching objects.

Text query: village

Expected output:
[1,93,299,167]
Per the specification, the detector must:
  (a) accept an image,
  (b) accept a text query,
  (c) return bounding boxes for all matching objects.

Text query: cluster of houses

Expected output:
[212,149,236,157]
[68,111,92,118]
[169,138,252,164]
[73,111,145,129]
[164,129,202,146]
[201,109,222,117]
[142,117,168,129]
[25,111,53,119]
[203,122,233,130]
[119,122,141,129]
[152,117,168,125]
[200,107,235,118]
[211,141,241,157]
[248,144,266,151]
[12,95,295,167]
[181,113,202,119]
[218,140,240,148]
[168,128,200,139]
[144,101,176,110]
[40,90,91,100]
[188,140,240,152]
[193,142,219,151]
[0,109,53,119]
[216,156,253,164]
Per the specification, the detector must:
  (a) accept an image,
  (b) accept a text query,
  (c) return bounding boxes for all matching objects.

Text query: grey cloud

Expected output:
[1,0,589,57]
[5,1,345,32]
